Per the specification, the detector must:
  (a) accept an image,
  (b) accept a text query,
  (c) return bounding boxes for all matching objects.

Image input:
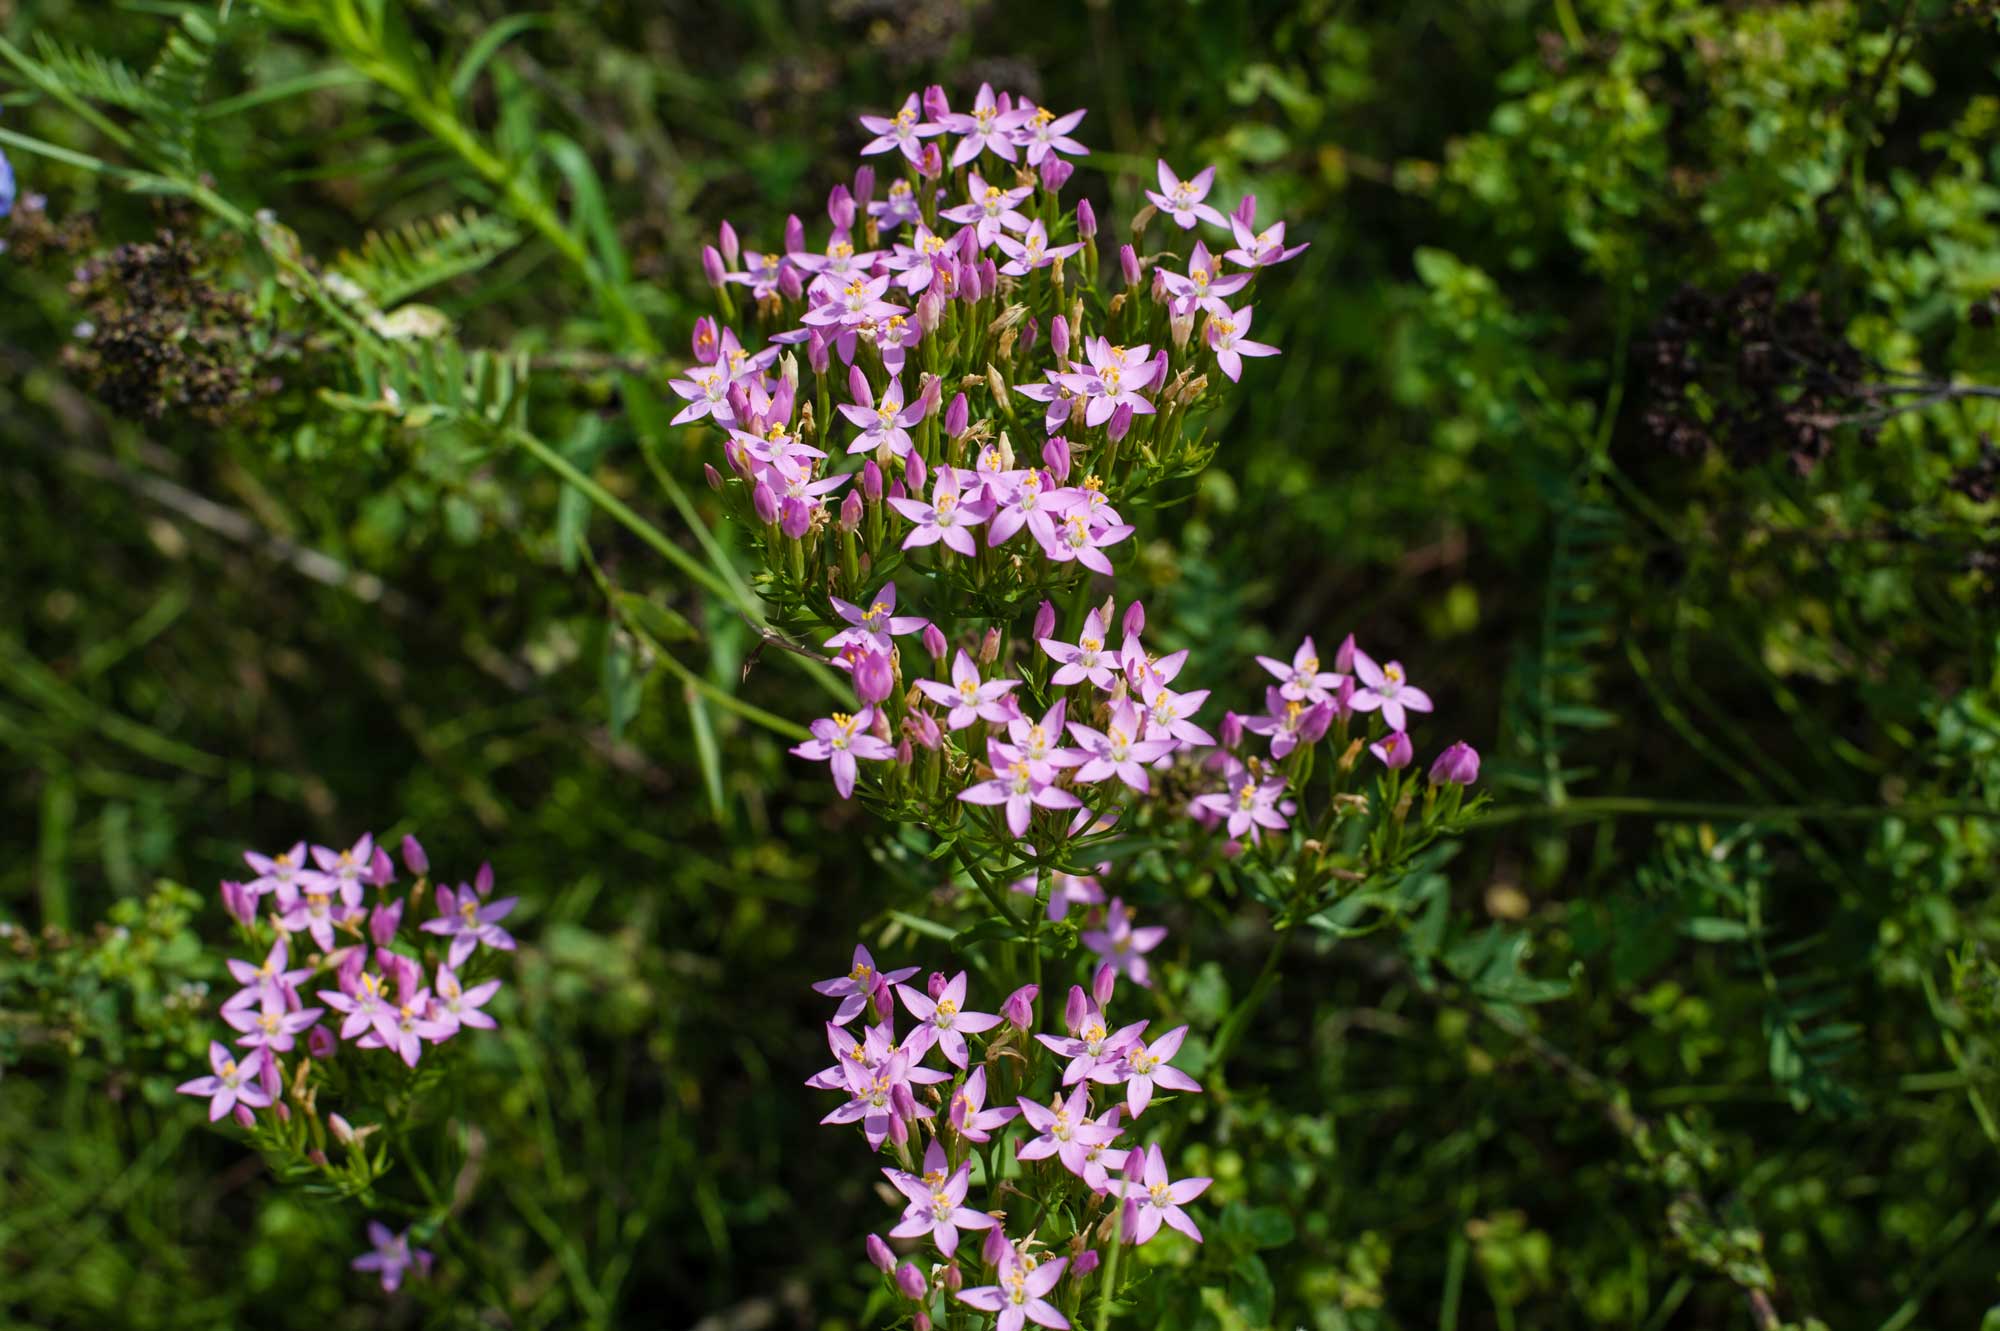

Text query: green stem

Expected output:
[1473,797,2000,827]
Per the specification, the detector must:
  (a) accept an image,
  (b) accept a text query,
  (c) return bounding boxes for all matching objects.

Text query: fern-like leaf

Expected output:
[333,210,524,307]
[29,36,163,113]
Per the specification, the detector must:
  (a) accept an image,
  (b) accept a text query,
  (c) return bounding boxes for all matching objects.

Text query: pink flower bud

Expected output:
[1002,984,1038,1029]
[701,245,726,288]
[907,710,943,750]
[914,373,943,420]
[942,1261,963,1293]
[839,490,863,531]
[853,164,876,205]
[923,84,950,121]
[887,1108,910,1146]
[848,363,871,406]
[913,1316,931,1331]
[917,141,943,179]
[1120,243,1141,287]
[1033,599,1057,643]
[979,258,998,295]
[781,264,806,301]
[828,184,856,231]
[718,220,740,267]
[861,460,884,503]
[1334,632,1357,673]
[1074,1248,1101,1278]
[1107,401,1134,442]
[1020,316,1039,358]
[1151,349,1170,388]
[780,499,813,539]
[945,392,969,437]
[1040,155,1074,192]
[691,315,719,365]
[704,462,725,492]
[1233,192,1257,227]
[904,451,927,495]
[896,737,913,766]
[1430,741,1481,787]
[1332,674,1356,720]
[916,286,945,333]
[395,834,426,876]
[752,481,780,525]
[978,627,1002,666]
[806,330,830,376]
[923,622,948,660]
[928,971,949,1000]
[329,1112,357,1145]
[1077,198,1097,241]
[784,213,805,256]
[887,479,906,502]
[956,225,981,267]
[309,1025,336,1059]
[369,901,402,949]
[1064,984,1088,1035]
[872,973,895,1015]
[1221,710,1245,749]
[1093,962,1117,1006]
[220,880,257,927]
[957,258,983,302]
[982,1225,1013,1267]
[726,381,752,425]
[854,650,894,704]
[1051,314,1071,363]
[233,1103,257,1129]
[867,1234,895,1272]
[1369,730,1414,770]
[1122,600,1145,637]
[368,845,394,886]
[1042,436,1071,480]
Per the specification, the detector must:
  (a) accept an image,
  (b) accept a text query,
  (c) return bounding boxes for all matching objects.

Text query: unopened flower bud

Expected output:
[704,463,725,492]
[872,973,895,1015]
[752,481,780,525]
[220,880,257,927]
[1042,436,1071,480]
[896,737,913,766]
[780,264,806,300]
[1077,196,1098,241]
[1093,962,1117,1006]
[783,213,805,256]
[848,364,871,407]
[956,225,981,267]
[726,382,752,426]
[1051,314,1071,364]
[1064,984,1089,1035]
[839,490,863,531]
[1370,730,1414,770]
[923,84,950,121]
[717,218,740,267]
[329,1112,357,1145]
[1040,155,1074,193]
[1122,600,1145,637]
[913,1316,931,1331]
[861,460,884,503]
[308,1025,336,1059]
[983,1225,1013,1267]
[828,184,856,230]
[369,901,402,949]
[1221,710,1245,749]
[923,622,948,660]
[907,710,942,750]
[928,971,949,1000]
[1233,192,1257,227]
[234,1103,257,1129]
[942,1261,963,1293]
[780,500,812,539]
[724,439,752,477]
[1107,401,1134,442]
[1019,315,1038,358]
[958,258,983,301]
[1033,599,1057,643]
[1170,310,1195,349]
[854,650,894,703]
[1120,243,1141,287]
[887,479,906,502]
[853,164,876,205]
[701,245,726,288]
[916,286,946,333]
[985,363,1007,404]
[895,1263,927,1300]
[945,391,970,438]
[979,258,998,295]
[916,372,943,419]
[1003,984,1039,1029]
[1430,741,1481,787]
[978,627,1001,666]
[917,141,944,179]
[906,451,928,494]
[1334,632,1358,674]
[1074,1248,1101,1277]
[691,315,719,365]
[867,1234,895,1272]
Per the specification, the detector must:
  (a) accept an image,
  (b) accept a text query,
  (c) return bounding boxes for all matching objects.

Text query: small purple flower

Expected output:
[1038,511,1134,577]
[940,172,1034,246]
[958,1253,1070,1331]
[898,971,1003,1069]
[991,699,1083,783]
[1349,651,1435,731]
[949,1065,1021,1143]
[884,1139,997,1255]
[1015,102,1089,164]
[310,834,375,908]
[859,93,945,163]
[423,964,501,1038]
[1017,1082,1122,1177]
[420,883,519,970]
[869,178,922,230]
[1111,1024,1201,1116]
[940,83,1029,167]
[1115,1144,1211,1244]
[222,938,315,1013]
[994,219,1082,276]
[791,707,898,798]
[1060,337,1157,428]
[1243,689,1335,760]
[890,469,988,555]
[813,944,919,1025]
[1224,211,1310,268]
[351,1221,433,1293]
[243,841,311,901]
[838,373,929,457]
[277,889,355,954]
[1041,608,1119,689]
[1431,741,1481,786]
[1145,160,1227,230]
[916,651,1019,730]
[1255,636,1345,703]
[959,745,1082,840]
[1068,699,1179,793]
[1080,898,1169,988]
[177,1041,272,1122]
[1187,760,1295,844]
[826,584,929,655]
[1037,996,1146,1086]
[1205,303,1282,382]
[1160,241,1250,316]
[223,997,324,1054]
[1139,679,1216,747]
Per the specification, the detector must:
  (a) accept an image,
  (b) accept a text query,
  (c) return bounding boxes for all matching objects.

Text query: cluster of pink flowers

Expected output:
[181,833,514,1293]
[812,948,1210,1326]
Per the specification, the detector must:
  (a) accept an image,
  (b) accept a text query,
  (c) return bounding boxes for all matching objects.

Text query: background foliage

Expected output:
[3,1,1999,1327]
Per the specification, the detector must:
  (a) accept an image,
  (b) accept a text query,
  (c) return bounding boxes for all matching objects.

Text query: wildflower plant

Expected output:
[177,832,513,1296]
[666,83,1494,1324]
